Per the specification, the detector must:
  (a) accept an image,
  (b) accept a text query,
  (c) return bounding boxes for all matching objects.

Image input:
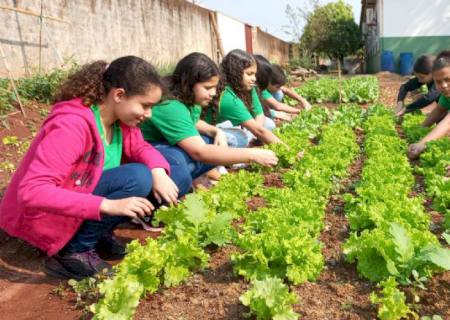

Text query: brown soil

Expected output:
[1,76,448,319]
[246,196,267,212]
[263,172,285,188]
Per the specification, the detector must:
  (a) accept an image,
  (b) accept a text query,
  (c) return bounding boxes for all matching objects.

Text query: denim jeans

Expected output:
[245,116,276,142]
[217,121,249,147]
[62,163,152,253]
[272,89,284,102]
[151,135,215,183]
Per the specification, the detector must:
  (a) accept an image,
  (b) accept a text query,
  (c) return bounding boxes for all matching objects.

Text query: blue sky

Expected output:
[197,0,361,42]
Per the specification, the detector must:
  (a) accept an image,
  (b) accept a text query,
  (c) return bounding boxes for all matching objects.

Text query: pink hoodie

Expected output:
[0,99,170,256]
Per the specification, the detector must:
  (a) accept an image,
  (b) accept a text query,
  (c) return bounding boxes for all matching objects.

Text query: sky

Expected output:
[196,0,362,42]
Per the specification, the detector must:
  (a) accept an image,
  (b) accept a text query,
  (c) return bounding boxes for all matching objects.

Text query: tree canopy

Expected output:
[300,0,362,60]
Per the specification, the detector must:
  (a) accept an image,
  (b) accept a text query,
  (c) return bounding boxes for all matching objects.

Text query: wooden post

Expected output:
[0,4,65,23]
[209,11,224,60]
[337,57,342,104]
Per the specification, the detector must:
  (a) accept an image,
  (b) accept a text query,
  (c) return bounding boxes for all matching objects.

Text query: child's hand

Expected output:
[408,143,426,160]
[395,101,406,116]
[151,168,179,205]
[214,129,228,147]
[100,197,154,219]
[302,100,312,110]
[249,149,278,167]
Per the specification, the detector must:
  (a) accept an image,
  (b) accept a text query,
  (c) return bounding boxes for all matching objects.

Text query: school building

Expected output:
[361,0,450,73]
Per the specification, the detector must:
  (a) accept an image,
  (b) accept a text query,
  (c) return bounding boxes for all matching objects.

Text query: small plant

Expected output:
[240,276,299,320]
[370,277,418,320]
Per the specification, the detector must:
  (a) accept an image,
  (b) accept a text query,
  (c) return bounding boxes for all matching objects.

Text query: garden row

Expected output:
[86,104,364,320]
[285,75,379,105]
[343,107,450,320]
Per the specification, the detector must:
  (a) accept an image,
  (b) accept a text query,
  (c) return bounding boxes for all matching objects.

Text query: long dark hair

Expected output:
[54,56,163,107]
[220,49,256,114]
[164,52,220,106]
[254,54,273,90]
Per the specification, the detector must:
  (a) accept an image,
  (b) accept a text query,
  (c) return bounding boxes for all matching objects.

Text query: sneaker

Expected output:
[96,233,126,260]
[44,249,112,280]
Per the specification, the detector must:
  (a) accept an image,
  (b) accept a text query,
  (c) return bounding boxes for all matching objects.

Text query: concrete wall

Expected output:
[0,0,216,77]
[252,27,290,64]
[0,0,290,77]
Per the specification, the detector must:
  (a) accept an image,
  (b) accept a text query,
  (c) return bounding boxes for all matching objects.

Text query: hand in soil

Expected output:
[408,143,426,160]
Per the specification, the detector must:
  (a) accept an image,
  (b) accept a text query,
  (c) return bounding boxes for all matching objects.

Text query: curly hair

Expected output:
[220,49,256,115]
[54,56,163,107]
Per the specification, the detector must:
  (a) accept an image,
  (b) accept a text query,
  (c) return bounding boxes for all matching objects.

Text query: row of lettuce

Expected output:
[402,113,450,233]
[343,107,450,320]
[87,104,448,320]
[89,105,364,319]
[285,75,379,105]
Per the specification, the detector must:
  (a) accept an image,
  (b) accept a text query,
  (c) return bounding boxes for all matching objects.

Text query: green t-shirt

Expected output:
[261,89,273,100]
[439,95,450,110]
[91,104,122,171]
[140,99,201,145]
[203,107,215,125]
[217,85,264,126]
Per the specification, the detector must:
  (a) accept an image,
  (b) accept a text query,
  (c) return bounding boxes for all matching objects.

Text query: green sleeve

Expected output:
[261,89,273,100]
[141,100,199,145]
[438,95,450,110]
[218,87,255,126]
[251,87,264,116]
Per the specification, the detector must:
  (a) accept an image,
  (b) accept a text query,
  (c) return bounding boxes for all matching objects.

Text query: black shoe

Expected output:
[44,249,112,280]
[96,233,126,260]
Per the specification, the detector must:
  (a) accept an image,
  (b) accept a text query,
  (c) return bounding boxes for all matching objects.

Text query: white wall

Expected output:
[382,0,450,37]
[216,12,246,55]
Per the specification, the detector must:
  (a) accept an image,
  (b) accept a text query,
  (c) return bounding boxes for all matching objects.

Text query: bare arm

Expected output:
[177,136,277,166]
[281,86,312,109]
[422,104,448,127]
[419,112,450,144]
[264,97,300,114]
[254,114,266,126]
[241,117,282,145]
[196,120,228,147]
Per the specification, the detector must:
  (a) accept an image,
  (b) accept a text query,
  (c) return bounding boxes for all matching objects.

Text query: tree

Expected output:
[300,0,362,101]
[300,0,362,62]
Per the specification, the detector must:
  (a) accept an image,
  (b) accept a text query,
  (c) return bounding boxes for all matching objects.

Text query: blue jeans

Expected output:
[151,135,215,182]
[272,89,284,102]
[217,121,249,147]
[62,163,152,253]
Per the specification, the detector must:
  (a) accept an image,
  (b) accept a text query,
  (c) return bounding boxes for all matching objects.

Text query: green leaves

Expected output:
[344,107,449,287]
[370,277,417,320]
[390,223,414,263]
[240,277,299,320]
[294,76,379,104]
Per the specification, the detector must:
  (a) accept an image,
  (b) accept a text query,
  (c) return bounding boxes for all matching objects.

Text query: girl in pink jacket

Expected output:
[0,56,187,280]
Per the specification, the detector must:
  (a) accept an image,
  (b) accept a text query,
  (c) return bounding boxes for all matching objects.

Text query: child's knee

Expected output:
[125,163,152,197]
[170,165,192,197]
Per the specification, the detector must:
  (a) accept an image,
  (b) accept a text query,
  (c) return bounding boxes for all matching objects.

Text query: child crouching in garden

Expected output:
[408,52,450,159]
[0,56,187,280]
